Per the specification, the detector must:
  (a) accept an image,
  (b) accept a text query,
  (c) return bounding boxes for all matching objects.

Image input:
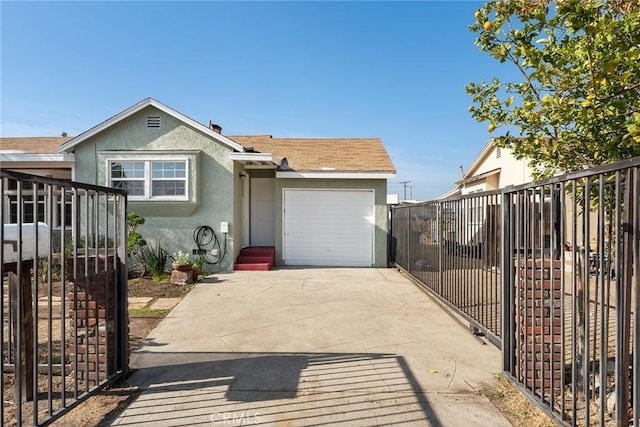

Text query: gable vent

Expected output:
[496,147,502,158]
[147,116,161,128]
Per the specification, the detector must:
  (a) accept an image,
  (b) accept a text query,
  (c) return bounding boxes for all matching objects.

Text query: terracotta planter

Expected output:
[172,263,192,272]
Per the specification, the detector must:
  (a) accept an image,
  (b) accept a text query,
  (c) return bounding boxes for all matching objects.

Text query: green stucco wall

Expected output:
[72,106,237,272]
[274,178,389,268]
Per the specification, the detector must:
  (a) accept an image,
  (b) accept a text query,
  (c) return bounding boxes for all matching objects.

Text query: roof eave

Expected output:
[435,187,462,200]
[276,171,396,179]
[229,152,282,168]
[0,153,75,164]
[463,138,496,179]
[456,167,501,187]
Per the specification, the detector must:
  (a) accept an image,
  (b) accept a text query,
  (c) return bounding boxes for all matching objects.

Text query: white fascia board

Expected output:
[276,171,396,179]
[0,153,75,165]
[58,98,245,153]
[97,150,200,155]
[435,187,461,200]
[464,138,495,179]
[244,165,278,170]
[229,152,282,165]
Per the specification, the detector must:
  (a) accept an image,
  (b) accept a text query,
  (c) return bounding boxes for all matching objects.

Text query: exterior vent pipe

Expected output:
[208,121,222,134]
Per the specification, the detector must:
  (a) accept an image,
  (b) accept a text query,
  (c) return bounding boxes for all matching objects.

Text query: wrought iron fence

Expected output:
[502,158,639,426]
[390,191,503,346]
[1,169,128,426]
[389,156,639,426]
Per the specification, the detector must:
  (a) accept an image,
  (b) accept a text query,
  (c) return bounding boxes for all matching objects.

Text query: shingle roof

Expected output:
[229,136,396,173]
[0,137,72,154]
[0,135,397,175]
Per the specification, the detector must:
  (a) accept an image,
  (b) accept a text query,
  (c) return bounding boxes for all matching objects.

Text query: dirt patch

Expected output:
[480,374,555,427]
[48,277,195,426]
[2,275,194,426]
[127,276,195,299]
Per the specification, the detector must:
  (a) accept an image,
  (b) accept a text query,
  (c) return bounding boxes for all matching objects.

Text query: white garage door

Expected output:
[283,189,374,266]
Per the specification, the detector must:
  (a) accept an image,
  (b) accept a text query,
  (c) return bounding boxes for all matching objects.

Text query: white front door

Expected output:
[250,178,275,246]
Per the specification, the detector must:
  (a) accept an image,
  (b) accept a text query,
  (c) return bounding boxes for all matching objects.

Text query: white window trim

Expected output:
[106,157,190,201]
[3,188,72,230]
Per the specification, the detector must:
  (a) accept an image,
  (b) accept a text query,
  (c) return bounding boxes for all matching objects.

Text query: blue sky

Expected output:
[0,1,516,200]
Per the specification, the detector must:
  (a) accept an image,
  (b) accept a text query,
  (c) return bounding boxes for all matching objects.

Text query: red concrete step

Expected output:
[240,247,275,256]
[236,255,273,265]
[234,247,275,271]
[233,262,271,271]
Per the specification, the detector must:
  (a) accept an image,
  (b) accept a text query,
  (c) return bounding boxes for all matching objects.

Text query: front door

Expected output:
[250,178,275,246]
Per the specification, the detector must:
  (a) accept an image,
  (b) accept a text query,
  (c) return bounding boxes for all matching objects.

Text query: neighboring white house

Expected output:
[455,139,534,195]
[437,138,594,266]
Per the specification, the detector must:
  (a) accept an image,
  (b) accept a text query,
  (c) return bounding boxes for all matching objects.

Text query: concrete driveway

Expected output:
[112,268,510,426]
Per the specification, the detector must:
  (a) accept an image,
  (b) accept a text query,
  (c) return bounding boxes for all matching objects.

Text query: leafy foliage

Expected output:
[127,211,146,257]
[192,257,203,270]
[137,240,170,281]
[171,250,192,266]
[37,232,73,283]
[467,0,640,179]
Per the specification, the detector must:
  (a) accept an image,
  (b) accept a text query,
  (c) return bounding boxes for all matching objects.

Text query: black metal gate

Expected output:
[391,191,503,346]
[390,156,639,426]
[1,170,128,426]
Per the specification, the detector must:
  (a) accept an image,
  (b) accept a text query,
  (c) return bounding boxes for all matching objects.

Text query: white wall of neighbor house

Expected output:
[460,145,535,195]
[461,180,487,195]
[494,147,535,188]
[481,146,534,187]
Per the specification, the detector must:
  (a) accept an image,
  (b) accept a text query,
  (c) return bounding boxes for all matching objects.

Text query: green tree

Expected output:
[467,1,639,406]
[466,0,640,179]
[127,211,146,257]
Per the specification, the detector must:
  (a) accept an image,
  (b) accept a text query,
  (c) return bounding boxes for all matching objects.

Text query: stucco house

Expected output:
[0,137,74,180]
[1,98,396,271]
[438,138,534,199]
[436,138,593,265]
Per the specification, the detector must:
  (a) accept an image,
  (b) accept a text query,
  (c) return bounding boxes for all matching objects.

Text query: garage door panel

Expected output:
[283,189,374,267]
[283,247,371,265]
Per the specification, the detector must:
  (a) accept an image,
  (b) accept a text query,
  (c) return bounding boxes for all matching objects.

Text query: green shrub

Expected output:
[37,231,72,283]
[127,211,147,256]
[137,241,169,280]
[127,211,147,277]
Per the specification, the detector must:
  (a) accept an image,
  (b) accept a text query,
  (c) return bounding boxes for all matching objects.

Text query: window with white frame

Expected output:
[109,159,188,200]
[4,181,72,229]
[151,161,186,196]
[9,193,45,223]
